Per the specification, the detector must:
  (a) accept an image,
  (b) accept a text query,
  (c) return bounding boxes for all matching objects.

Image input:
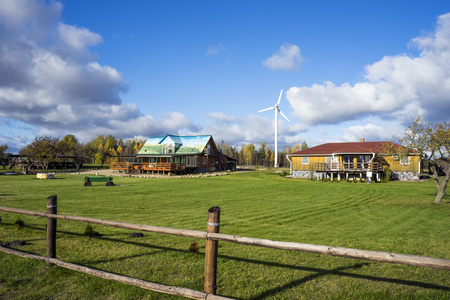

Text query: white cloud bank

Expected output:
[183,112,307,148]
[0,0,196,150]
[287,13,450,126]
[262,43,304,71]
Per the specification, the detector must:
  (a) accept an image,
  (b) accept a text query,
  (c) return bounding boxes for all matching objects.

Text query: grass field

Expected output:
[0,170,449,299]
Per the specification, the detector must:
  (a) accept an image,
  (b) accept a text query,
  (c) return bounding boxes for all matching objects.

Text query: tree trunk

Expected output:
[433,171,449,204]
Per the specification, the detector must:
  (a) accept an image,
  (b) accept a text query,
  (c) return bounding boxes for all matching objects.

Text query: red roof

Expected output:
[289,141,404,156]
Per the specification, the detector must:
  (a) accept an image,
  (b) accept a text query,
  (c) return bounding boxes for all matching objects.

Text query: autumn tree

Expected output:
[243,143,255,166]
[397,117,449,203]
[58,134,85,169]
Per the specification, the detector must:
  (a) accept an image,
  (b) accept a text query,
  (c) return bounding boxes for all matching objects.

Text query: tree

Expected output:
[269,152,274,167]
[301,141,309,150]
[264,149,272,167]
[20,136,59,169]
[396,117,449,203]
[291,144,300,153]
[58,134,86,169]
[0,143,9,169]
[258,142,267,166]
[243,143,255,166]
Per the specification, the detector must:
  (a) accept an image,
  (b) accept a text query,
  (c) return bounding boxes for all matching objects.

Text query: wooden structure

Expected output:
[287,139,421,181]
[0,199,448,299]
[110,134,237,175]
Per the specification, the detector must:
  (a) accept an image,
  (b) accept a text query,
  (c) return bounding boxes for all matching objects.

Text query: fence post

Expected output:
[204,206,220,295]
[46,195,57,266]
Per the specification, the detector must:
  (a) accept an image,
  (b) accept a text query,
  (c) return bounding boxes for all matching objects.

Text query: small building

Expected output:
[110,134,237,174]
[286,139,421,181]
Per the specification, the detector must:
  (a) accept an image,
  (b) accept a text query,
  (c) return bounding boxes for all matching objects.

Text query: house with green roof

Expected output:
[110,134,236,174]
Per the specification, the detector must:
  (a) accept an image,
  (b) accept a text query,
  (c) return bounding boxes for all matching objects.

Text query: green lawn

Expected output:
[0,171,449,299]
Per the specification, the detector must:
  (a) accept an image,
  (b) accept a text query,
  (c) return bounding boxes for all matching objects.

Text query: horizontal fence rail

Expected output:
[1,205,449,271]
[0,246,230,300]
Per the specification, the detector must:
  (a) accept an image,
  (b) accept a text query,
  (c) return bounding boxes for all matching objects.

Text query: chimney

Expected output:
[360,138,365,143]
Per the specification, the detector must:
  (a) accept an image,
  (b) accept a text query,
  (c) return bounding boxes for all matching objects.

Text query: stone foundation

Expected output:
[390,171,420,181]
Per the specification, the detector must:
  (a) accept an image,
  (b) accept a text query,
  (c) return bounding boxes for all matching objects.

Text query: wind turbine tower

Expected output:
[258,89,290,168]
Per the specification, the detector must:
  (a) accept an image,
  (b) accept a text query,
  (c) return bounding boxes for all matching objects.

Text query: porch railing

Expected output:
[110,162,186,171]
[315,162,380,172]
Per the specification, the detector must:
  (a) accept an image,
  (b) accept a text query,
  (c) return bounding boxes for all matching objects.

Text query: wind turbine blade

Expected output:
[258,107,275,113]
[279,109,290,121]
[276,89,283,105]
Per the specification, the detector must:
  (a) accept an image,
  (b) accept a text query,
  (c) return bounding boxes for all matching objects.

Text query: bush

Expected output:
[84,223,95,238]
[14,215,25,230]
[189,241,200,254]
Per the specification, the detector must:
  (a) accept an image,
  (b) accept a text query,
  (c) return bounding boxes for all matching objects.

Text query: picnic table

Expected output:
[84,176,115,186]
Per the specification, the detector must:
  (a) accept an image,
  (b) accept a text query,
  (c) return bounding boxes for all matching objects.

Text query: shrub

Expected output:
[189,241,200,254]
[14,215,25,230]
[84,223,95,238]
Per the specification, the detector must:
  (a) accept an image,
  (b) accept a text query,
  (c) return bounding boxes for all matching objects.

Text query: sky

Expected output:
[1,0,450,153]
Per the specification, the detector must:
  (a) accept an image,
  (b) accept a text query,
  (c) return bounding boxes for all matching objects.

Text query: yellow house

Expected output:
[286,139,421,181]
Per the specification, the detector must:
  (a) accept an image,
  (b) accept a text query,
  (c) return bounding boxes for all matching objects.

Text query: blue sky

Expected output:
[1,0,450,153]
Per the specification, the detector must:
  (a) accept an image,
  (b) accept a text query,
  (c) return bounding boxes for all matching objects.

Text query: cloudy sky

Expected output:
[1,0,449,153]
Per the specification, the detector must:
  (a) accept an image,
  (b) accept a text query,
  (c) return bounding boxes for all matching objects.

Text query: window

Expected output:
[400,155,410,165]
[203,157,206,165]
[302,157,309,164]
[186,156,198,167]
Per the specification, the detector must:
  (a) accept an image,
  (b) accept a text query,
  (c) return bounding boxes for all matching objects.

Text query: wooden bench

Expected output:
[84,176,114,186]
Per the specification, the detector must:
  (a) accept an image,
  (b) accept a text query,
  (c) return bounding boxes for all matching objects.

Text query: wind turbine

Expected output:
[258,89,290,168]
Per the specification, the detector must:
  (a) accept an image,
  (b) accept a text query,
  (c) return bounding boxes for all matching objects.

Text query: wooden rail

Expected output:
[0,246,230,300]
[315,162,380,172]
[1,199,449,298]
[110,162,185,172]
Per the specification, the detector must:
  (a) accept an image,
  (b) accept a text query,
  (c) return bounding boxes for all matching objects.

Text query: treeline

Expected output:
[0,134,308,169]
[1,134,146,169]
[219,141,308,168]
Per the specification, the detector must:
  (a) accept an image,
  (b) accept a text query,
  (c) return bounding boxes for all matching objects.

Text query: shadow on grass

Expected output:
[81,235,450,295]
[4,225,449,298]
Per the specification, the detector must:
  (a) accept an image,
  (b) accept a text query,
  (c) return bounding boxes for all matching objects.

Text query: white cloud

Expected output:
[0,0,197,149]
[262,43,304,71]
[58,23,102,50]
[287,13,450,125]
[185,112,307,148]
[206,42,226,56]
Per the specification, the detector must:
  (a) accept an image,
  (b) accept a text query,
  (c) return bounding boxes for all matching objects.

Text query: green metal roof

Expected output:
[138,134,213,155]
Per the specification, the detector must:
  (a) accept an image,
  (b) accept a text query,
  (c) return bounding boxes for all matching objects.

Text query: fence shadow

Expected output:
[2,224,448,296]
[61,234,450,295]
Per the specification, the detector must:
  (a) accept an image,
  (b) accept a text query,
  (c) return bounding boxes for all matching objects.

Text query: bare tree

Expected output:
[396,117,449,203]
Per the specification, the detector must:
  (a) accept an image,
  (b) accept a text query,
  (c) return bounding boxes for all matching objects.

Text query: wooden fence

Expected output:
[0,195,449,299]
